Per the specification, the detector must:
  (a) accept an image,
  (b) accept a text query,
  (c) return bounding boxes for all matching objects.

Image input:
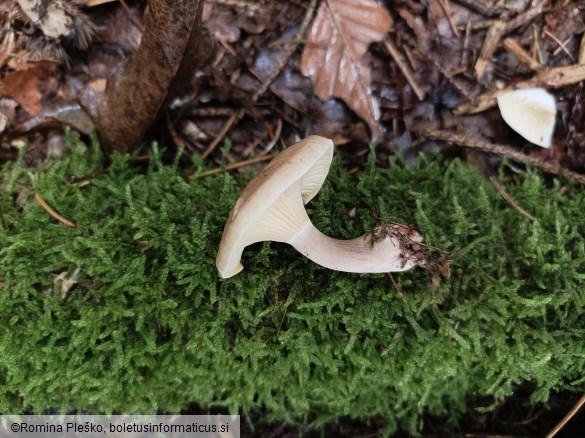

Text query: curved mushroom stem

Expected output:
[288,221,419,273]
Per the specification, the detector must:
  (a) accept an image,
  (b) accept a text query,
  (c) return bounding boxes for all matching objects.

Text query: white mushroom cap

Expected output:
[496,88,556,148]
[216,135,334,278]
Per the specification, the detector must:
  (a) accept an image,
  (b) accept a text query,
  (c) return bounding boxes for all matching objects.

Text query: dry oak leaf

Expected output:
[300,0,392,139]
[0,65,55,115]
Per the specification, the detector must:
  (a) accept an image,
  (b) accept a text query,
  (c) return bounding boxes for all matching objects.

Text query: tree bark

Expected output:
[80,0,211,153]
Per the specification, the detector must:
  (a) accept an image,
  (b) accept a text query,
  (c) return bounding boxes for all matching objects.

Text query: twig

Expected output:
[119,0,145,33]
[474,20,506,79]
[455,64,585,115]
[0,152,19,160]
[422,129,585,185]
[543,30,574,62]
[67,168,110,184]
[165,111,185,148]
[56,267,81,300]
[532,24,542,64]
[536,64,585,88]
[217,38,238,56]
[387,273,407,303]
[503,37,542,72]
[489,176,536,221]
[546,393,585,438]
[402,44,419,71]
[241,132,267,157]
[505,0,547,32]
[34,194,78,228]
[384,38,425,101]
[241,118,282,157]
[552,36,573,58]
[85,0,118,5]
[461,20,472,69]
[579,32,585,65]
[452,0,498,17]
[437,0,459,37]
[206,0,261,14]
[190,154,273,179]
[200,112,238,159]
[261,118,283,155]
[190,108,235,117]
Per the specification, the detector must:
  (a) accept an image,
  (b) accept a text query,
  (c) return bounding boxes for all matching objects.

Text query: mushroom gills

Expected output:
[496,88,556,148]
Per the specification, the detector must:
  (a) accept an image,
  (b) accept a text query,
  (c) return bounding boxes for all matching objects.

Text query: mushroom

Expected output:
[496,88,556,148]
[216,135,424,278]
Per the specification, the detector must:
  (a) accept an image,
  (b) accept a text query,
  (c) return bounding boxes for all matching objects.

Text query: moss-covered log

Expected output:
[0,136,584,434]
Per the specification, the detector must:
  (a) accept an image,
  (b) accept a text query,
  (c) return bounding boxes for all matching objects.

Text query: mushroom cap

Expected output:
[216,135,334,278]
[496,88,556,148]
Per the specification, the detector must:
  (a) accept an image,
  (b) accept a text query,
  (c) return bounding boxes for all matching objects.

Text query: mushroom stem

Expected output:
[289,221,416,273]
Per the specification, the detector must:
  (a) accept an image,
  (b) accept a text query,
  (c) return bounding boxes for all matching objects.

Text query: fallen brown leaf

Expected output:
[300,0,392,140]
[0,65,55,115]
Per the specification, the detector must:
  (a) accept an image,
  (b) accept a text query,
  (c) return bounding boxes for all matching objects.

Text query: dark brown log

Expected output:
[81,0,212,153]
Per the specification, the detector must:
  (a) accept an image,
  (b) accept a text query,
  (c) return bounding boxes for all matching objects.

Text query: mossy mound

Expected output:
[1,136,584,435]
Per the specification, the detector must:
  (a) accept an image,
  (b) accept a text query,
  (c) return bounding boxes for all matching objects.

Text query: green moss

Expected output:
[1,134,584,434]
